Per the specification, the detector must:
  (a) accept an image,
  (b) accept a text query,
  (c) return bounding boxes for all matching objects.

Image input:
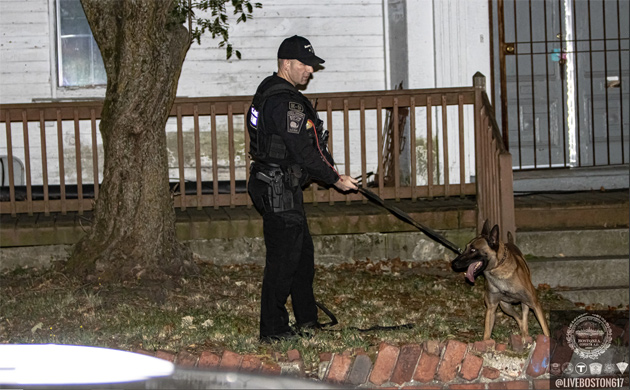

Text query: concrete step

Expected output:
[553,287,629,308]
[528,256,629,307]
[515,228,629,258]
[529,256,629,288]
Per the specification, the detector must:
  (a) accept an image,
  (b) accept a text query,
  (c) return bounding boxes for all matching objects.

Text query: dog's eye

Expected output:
[470,248,476,253]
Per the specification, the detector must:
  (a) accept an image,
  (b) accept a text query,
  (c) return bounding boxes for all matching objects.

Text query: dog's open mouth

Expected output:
[465,261,483,283]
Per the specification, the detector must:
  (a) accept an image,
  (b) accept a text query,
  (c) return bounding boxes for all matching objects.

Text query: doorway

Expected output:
[491,0,629,170]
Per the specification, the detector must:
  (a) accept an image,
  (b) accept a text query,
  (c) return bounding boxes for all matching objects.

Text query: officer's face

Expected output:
[282,60,314,86]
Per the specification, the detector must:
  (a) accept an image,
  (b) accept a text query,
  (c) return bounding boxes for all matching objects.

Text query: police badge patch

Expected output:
[287,110,305,134]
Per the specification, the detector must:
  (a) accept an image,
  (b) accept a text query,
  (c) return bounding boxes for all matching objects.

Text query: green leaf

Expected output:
[183,0,262,59]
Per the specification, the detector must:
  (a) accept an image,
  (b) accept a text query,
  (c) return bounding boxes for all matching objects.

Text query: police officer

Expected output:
[247,35,358,343]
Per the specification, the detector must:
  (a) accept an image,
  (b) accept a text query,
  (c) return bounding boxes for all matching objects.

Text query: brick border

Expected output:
[136,333,554,389]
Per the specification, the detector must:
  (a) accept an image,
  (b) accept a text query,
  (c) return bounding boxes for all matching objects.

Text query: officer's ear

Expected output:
[278,59,290,71]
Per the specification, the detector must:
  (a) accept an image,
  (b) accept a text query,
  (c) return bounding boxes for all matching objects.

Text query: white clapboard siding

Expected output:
[0,83,50,99]
[1,47,49,63]
[0,0,51,103]
[0,19,49,36]
[1,60,50,74]
[0,0,385,103]
[178,0,386,97]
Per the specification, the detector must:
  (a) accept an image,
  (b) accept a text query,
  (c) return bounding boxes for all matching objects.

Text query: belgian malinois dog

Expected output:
[451,221,550,340]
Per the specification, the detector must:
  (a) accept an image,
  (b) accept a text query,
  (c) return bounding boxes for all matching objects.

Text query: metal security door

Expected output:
[493,0,629,170]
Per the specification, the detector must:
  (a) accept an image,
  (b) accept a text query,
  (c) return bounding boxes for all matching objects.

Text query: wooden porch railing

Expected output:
[0,73,514,237]
[474,72,516,240]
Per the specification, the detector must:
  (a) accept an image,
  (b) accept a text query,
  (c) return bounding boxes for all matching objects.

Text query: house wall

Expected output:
[0,0,492,102]
[0,0,389,104]
[407,0,491,186]
[0,0,52,103]
[179,0,388,97]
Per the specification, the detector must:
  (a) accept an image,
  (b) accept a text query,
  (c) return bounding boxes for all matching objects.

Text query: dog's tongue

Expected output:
[465,261,482,283]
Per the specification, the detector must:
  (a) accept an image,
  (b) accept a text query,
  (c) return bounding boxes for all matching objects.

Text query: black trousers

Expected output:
[248,174,318,337]
[259,209,318,336]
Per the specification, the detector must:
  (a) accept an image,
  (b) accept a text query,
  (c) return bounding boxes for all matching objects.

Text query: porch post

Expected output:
[499,153,516,241]
[473,72,486,236]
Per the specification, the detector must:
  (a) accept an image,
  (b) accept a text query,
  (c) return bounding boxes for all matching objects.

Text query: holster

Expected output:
[252,162,299,213]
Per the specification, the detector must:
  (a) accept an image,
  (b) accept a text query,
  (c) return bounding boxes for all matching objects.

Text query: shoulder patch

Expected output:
[289,102,304,112]
[287,110,305,134]
[249,107,259,129]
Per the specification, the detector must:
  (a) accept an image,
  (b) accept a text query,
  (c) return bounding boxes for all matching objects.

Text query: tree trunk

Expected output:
[67,0,196,280]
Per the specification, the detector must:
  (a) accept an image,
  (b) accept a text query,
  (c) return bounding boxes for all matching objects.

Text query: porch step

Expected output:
[529,256,629,288]
[552,287,629,309]
[528,256,629,307]
[513,165,629,192]
[515,228,629,258]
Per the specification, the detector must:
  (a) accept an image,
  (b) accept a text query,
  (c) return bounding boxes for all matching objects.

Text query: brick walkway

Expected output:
[135,334,560,389]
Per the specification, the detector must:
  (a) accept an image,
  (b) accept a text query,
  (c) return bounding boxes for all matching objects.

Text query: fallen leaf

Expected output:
[31,322,43,334]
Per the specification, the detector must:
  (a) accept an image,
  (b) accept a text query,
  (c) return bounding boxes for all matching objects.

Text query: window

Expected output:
[56,0,106,87]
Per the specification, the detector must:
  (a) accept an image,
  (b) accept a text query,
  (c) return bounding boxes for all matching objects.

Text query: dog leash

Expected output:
[354,174,463,255]
[314,301,414,332]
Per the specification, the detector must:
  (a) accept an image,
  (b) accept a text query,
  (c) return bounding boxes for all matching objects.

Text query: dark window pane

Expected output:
[59,0,91,36]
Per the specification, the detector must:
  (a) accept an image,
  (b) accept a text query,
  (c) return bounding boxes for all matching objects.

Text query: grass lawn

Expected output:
[0,258,579,376]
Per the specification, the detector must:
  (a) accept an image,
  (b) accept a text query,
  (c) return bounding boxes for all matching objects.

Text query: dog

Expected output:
[451,221,550,340]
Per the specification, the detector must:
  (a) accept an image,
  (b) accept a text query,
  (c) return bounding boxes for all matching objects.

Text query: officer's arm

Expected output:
[268,100,339,185]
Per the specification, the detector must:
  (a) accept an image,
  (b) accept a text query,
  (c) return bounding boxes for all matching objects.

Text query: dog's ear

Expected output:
[507,231,514,244]
[481,220,491,236]
[488,224,500,250]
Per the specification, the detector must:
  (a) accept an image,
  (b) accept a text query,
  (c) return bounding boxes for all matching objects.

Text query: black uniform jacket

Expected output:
[248,73,339,186]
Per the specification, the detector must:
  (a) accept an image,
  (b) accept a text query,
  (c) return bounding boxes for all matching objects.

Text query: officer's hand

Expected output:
[333,175,358,192]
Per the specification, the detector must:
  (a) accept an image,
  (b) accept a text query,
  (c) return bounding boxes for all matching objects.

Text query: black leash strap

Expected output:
[315,301,338,327]
[357,186,463,255]
[315,301,413,332]
[351,323,414,332]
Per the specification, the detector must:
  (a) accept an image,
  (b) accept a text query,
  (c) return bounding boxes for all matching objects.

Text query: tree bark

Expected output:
[67,0,196,280]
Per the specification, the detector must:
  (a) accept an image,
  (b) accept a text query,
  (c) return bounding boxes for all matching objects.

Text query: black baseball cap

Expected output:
[277,35,325,67]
